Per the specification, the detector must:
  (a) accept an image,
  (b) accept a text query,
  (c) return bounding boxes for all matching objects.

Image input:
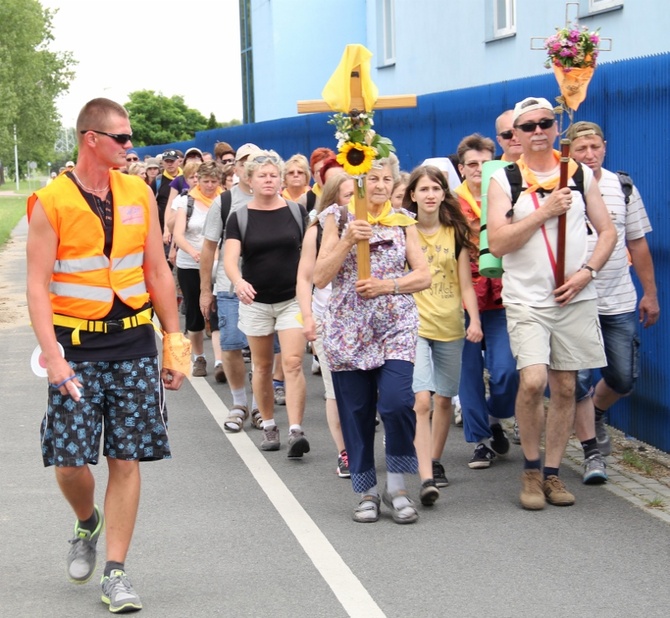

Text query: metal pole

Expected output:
[13,125,19,192]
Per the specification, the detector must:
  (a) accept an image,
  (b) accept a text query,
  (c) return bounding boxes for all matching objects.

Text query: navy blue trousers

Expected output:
[332,360,418,494]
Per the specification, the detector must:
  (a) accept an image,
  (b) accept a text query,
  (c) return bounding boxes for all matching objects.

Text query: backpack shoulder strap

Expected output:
[185,195,195,229]
[503,163,524,213]
[237,205,249,244]
[616,170,634,205]
[572,163,585,199]
[306,190,316,212]
[286,200,304,236]
[220,190,233,230]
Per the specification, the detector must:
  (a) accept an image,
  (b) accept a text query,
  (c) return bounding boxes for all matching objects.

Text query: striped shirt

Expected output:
[586,168,652,314]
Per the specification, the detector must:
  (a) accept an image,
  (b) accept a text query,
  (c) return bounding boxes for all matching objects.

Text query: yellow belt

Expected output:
[53,308,156,345]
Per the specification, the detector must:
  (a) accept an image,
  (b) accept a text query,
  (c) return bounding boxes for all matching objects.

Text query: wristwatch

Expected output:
[581,264,597,279]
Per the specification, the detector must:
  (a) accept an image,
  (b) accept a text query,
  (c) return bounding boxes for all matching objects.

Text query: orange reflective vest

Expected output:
[27,171,151,320]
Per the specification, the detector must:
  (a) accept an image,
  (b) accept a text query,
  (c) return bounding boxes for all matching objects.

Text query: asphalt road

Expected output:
[1,219,669,617]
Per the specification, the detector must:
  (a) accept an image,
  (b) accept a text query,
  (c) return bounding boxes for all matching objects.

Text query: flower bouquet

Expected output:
[328,111,395,196]
[544,23,601,110]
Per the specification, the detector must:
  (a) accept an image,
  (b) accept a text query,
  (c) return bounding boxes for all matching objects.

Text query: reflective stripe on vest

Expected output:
[50,281,114,302]
[112,252,144,270]
[54,255,110,274]
[116,280,148,303]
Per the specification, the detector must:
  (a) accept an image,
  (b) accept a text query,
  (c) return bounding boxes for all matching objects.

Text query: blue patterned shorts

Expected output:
[40,356,171,467]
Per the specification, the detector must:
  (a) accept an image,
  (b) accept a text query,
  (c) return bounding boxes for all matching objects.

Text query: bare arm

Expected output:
[628,236,659,327]
[487,178,573,258]
[223,237,256,304]
[173,207,199,263]
[26,200,82,399]
[296,226,319,341]
[199,238,218,316]
[457,248,483,343]
[164,187,179,234]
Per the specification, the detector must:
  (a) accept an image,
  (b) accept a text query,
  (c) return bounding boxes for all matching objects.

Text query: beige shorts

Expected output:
[312,318,335,400]
[505,299,606,371]
[238,297,302,337]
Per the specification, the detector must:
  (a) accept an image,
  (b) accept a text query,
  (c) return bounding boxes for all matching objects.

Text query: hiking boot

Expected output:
[468,443,496,469]
[192,356,207,377]
[490,423,510,456]
[287,429,310,458]
[583,453,608,485]
[520,470,545,510]
[101,569,142,613]
[595,410,611,456]
[543,475,576,506]
[510,417,521,445]
[261,425,280,451]
[336,450,351,478]
[432,460,449,488]
[214,363,227,383]
[420,479,440,506]
[273,385,286,406]
[67,505,104,584]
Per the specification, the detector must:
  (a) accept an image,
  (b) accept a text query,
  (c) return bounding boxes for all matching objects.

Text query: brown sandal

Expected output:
[250,408,263,430]
[223,405,248,433]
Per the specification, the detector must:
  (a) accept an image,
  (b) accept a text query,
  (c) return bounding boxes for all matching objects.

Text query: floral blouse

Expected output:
[319,205,419,372]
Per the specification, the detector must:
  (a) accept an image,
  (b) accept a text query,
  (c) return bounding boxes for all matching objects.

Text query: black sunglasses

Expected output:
[498,130,514,140]
[163,150,179,158]
[514,118,555,133]
[126,156,139,162]
[80,129,133,144]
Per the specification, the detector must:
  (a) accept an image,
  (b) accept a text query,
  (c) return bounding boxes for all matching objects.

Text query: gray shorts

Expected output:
[40,356,171,467]
[505,300,606,371]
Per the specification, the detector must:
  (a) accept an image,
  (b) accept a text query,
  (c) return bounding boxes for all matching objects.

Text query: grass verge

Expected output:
[0,196,27,247]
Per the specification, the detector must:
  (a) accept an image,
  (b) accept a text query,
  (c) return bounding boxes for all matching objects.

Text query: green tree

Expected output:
[124,91,209,146]
[0,0,75,180]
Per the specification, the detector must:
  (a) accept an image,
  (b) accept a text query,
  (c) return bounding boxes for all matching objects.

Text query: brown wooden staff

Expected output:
[555,138,571,287]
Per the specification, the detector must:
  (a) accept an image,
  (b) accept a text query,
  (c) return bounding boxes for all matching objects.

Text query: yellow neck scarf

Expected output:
[189,185,222,207]
[455,182,481,218]
[163,167,183,181]
[347,199,416,227]
[517,150,579,196]
[311,183,322,197]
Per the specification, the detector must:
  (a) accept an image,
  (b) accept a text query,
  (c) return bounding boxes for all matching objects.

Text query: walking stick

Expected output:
[555,138,571,287]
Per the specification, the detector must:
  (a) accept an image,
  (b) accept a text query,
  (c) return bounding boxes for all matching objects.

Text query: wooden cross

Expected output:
[297,62,416,279]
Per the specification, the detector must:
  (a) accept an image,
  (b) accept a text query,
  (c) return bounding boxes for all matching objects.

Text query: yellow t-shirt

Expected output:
[414,226,465,342]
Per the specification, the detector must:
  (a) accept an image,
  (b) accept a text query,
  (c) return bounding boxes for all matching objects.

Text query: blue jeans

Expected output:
[459,309,519,443]
[576,311,639,400]
[216,291,248,351]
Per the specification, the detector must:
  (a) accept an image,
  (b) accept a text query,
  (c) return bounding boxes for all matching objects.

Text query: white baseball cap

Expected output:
[512,97,555,124]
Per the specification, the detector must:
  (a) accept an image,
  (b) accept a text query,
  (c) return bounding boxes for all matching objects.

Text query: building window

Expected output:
[493,0,516,38]
[377,0,395,67]
[587,0,623,13]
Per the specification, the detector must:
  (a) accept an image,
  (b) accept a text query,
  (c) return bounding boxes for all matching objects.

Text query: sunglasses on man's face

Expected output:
[80,129,133,145]
[514,118,556,133]
[498,130,514,140]
[126,156,139,162]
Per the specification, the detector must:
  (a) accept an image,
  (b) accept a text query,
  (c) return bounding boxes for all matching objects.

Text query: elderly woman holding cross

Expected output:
[313,154,431,524]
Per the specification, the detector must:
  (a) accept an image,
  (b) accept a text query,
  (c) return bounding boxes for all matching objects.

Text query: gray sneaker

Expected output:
[583,453,608,485]
[192,356,207,377]
[101,569,142,613]
[261,425,281,451]
[510,417,521,445]
[595,410,611,456]
[67,505,104,584]
[274,385,286,406]
[287,429,310,458]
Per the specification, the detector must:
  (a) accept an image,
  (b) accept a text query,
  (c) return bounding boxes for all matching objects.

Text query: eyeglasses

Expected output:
[126,156,139,162]
[80,129,133,144]
[514,118,556,133]
[463,161,485,169]
[286,170,305,176]
[252,154,281,165]
[498,130,514,140]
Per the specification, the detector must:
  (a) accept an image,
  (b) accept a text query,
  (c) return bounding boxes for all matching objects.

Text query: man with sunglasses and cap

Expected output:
[26,97,189,613]
[567,120,659,483]
[487,96,616,511]
[153,149,182,253]
[495,109,523,163]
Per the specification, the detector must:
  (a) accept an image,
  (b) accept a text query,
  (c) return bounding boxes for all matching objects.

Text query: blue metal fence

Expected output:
[136,53,670,451]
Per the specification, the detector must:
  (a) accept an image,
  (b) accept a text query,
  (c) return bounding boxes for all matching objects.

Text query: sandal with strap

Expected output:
[352,495,381,523]
[250,408,263,430]
[223,405,248,433]
[382,488,419,524]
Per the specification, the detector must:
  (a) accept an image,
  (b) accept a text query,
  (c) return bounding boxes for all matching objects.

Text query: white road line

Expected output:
[189,378,386,618]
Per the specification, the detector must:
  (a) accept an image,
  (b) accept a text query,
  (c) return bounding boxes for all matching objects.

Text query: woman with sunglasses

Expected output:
[403,165,482,506]
[313,154,431,524]
[173,161,223,377]
[223,150,310,458]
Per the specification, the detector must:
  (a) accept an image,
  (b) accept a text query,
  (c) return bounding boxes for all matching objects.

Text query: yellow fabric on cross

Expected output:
[347,200,416,227]
[454,182,481,219]
[321,44,379,112]
[517,150,579,196]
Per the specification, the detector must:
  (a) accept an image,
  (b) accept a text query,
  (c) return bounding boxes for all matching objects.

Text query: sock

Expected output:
[360,485,378,499]
[524,457,542,471]
[289,424,302,434]
[104,561,125,577]
[193,354,205,361]
[543,466,559,480]
[262,419,276,429]
[214,360,223,367]
[78,508,98,532]
[386,473,411,509]
[581,437,599,459]
[251,396,259,410]
[273,379,284,389]
[231,386,247,408]
[594,405,606,420]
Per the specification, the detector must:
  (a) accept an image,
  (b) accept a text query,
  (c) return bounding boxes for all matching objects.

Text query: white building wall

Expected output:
[249,0,670,122]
